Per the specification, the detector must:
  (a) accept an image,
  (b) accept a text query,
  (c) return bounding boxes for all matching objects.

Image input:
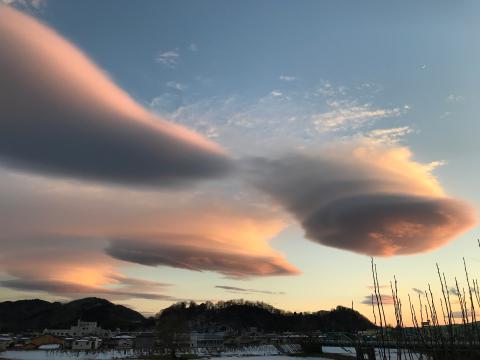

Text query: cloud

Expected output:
[0,0,44,11]
[361,294,394,305]
[365,126,413,145]
[247,141,475,256]
[0,278,177,301]
[412,288,424,295]
[151,83,409,156]
[446,94,465,104]
[166,81,186,91]
[215,285,285,295]
[279,75,296,82]
[312,100,403,133]
[155,50,180,67]
[0,233,178,301]
[106,236,299,279]
[0,170,299,287]
[0,6,231,186]
[448,287,461,296]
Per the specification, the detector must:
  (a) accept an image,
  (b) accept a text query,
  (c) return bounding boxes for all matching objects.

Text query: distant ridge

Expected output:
[0,297,150,332]
[0,297,375,333]
[157,300,375,333]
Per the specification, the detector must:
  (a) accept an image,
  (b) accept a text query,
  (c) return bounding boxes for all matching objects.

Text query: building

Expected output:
[190,332,225,348]
[71,337,102,350]
[44,320,111,338]
[111,335,134,349]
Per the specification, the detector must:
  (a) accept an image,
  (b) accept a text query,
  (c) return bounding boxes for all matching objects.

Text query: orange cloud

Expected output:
[0,5,231,186]
[0,169,299,298]
[248,141,476,256]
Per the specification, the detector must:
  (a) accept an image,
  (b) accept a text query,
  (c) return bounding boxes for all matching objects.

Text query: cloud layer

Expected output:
[248,142,475,256]
[0,6,231,186]
[106,236,297,279]
[0,170,298,301]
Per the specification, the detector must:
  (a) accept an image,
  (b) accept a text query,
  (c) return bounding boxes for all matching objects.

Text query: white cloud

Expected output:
[155,50,180,67]
[166,81,186,91]
[446,94,465,104]
[1,0,44,10]
[365,126,413,144]
[149,80,409,155]
[279,75,296,82]
[312,100,403,133]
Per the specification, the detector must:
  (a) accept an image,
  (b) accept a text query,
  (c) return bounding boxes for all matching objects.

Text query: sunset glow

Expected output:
[0,1,479,334]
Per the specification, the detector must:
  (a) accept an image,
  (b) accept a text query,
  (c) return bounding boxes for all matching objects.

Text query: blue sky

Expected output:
[1,0,480,324]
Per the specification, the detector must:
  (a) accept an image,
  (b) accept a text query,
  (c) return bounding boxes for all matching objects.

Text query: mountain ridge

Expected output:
[0,297,375,333]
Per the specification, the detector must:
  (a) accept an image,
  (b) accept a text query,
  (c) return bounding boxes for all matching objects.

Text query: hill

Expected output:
[157,300,375,333]
[0,297,150,332]
[0,297,375,333]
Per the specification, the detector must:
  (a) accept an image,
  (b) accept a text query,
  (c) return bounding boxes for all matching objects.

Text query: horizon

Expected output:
[1,0,480,329]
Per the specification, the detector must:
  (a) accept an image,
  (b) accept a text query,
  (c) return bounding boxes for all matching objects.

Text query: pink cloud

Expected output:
[0,5,231,186]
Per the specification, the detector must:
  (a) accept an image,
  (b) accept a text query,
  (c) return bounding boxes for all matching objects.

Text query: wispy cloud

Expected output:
[215,285,285,295]
[155,50,180,67]
[150,81,409,155]
[279,75,296,82]
[0,278,178,301]
[166,81,186,91]
[446,94,465,104]
[361,294,395,305]
[365,126,413,144]
[312,100,403,133]
[0,0,44,11]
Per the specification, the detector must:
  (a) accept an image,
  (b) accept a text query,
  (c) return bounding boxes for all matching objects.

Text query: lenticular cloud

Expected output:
[0,5,231,185]
[248,143,476,256]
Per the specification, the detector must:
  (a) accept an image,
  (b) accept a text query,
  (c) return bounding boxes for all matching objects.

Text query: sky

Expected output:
[1,0,480,325]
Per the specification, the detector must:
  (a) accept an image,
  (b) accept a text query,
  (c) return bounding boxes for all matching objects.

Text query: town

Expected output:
[0,319,356,353]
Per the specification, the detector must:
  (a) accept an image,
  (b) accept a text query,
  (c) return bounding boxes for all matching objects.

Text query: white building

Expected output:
[44,320,111,338]
[71,337,102,350]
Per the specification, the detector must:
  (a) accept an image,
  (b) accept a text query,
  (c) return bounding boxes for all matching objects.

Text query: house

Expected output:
[71,337,102,350]
[111,335,134,349]
[44,320,111,338]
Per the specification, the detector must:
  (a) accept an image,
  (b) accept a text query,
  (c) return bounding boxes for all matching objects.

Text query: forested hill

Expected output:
[0,298,375,333]
[157,300,376,333]
[0,297,151,332]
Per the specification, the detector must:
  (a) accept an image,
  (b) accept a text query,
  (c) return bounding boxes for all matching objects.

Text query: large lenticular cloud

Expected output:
[0,5,231,185]
[106,236,299,279]
[248,142,476,256]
